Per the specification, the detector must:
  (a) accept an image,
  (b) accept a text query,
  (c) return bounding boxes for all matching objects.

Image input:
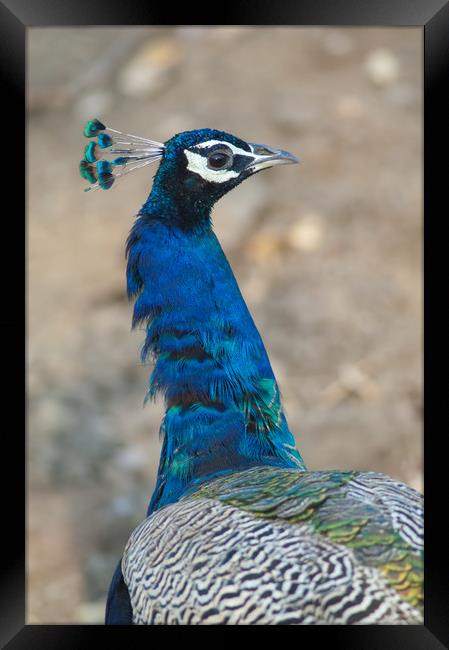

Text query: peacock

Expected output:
[80,119,423,625]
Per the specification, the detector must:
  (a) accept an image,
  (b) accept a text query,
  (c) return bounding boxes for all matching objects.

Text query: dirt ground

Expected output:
[27,27,422,623]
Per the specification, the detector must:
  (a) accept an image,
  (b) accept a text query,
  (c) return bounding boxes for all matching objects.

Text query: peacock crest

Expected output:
[80,118,165,191]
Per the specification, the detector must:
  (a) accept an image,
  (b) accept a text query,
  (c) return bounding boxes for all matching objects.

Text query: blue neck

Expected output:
[126,190,305,515]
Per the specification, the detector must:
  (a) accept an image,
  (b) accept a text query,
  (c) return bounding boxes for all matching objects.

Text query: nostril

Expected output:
[253,145,274,156]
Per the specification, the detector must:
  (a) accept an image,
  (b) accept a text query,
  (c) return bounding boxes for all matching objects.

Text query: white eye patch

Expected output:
[184,139,253,184]
[193,140,251,156]
[184,150,240,183]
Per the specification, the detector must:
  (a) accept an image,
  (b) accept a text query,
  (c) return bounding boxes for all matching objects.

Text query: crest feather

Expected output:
[79,118,165,191]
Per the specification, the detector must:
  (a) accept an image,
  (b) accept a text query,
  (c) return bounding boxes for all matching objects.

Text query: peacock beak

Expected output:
[246,143,299,172]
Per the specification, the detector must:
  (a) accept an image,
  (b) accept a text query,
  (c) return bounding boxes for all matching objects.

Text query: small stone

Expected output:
[339,364,380,399]
[365,49,400,86]
[320,363,380,406]
[288,213,324,252]
[339,365,367,391]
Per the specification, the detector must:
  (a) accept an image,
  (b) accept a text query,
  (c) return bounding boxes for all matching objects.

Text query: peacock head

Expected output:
[156,128,298,206]
[80,119,298,205]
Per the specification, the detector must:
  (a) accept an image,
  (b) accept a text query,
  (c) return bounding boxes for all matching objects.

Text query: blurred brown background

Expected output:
[27,27,422,623]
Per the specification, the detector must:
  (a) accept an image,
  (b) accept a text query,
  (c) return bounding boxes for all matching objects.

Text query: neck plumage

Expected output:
[126,193,305,514]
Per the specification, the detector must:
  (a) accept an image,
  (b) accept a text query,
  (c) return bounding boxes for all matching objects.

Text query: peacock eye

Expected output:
[207,148,233,170]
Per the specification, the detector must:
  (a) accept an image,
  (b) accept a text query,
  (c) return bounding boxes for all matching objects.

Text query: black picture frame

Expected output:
[3,0,447,646]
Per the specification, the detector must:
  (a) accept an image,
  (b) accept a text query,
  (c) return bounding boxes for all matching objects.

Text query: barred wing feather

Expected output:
[122,467,423,625]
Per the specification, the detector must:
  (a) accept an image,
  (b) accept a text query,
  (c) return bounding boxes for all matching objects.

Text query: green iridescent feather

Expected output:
[83,118,106,138]
[79,159,97,184]
[84,142,98,163]
[188,466,423,611]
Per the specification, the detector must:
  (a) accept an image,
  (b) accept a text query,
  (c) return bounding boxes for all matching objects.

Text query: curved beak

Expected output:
[246,142,299,173]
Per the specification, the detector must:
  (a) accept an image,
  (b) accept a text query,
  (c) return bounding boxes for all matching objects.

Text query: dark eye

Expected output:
[207,148,233,170]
